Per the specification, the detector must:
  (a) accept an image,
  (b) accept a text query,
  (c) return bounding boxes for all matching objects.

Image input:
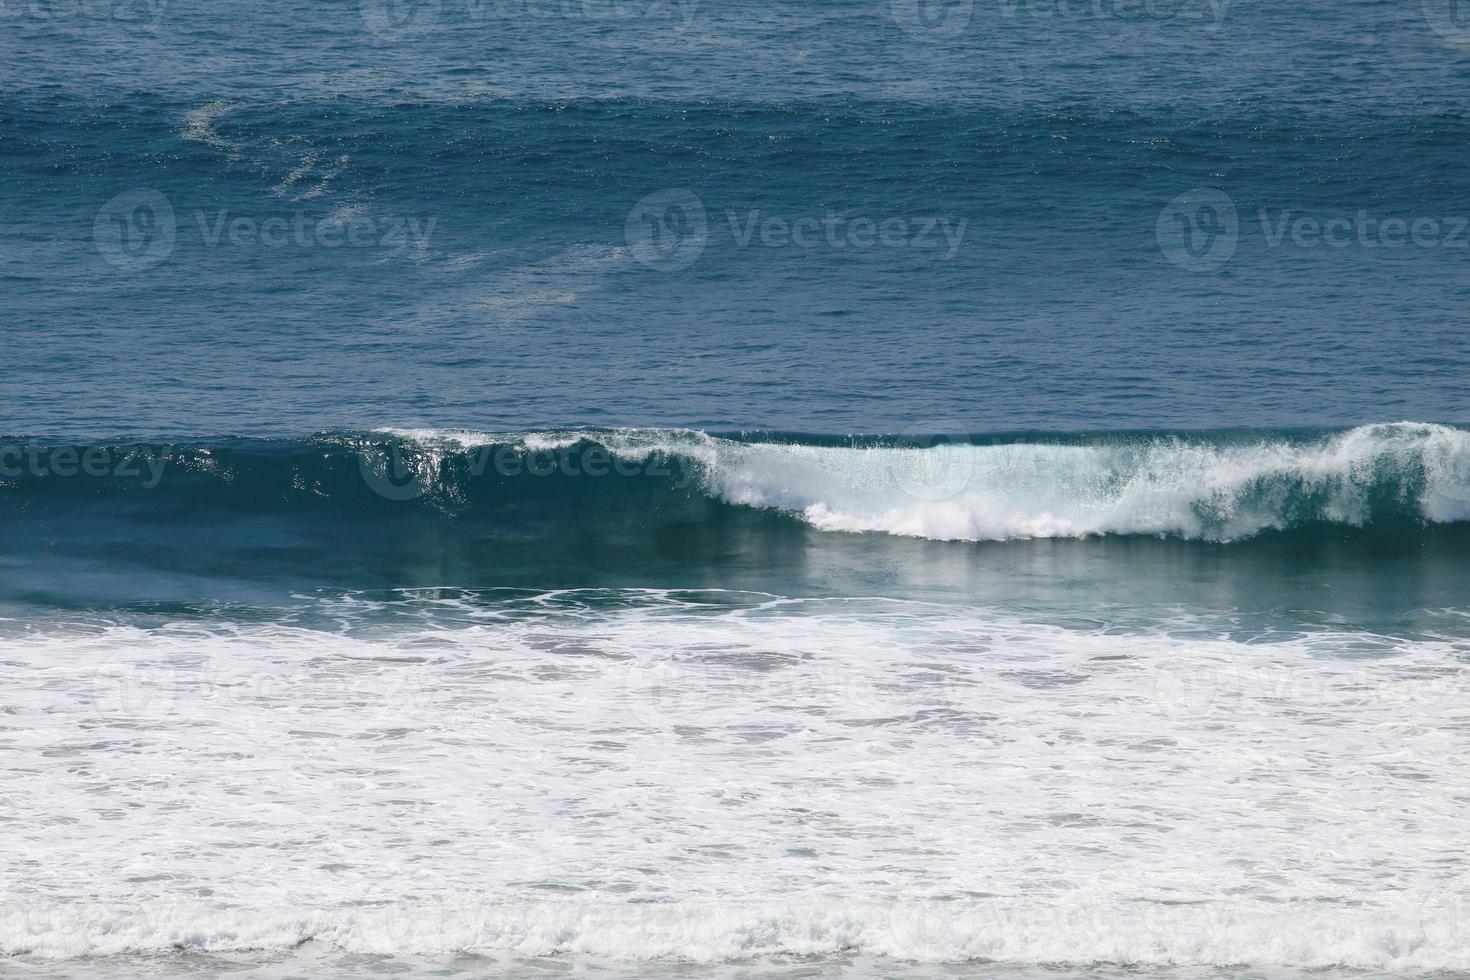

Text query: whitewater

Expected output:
[4,591,1469,975]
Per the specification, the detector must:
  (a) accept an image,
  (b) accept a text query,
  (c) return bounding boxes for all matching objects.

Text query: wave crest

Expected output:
[693,422,1470,541]
[6,423,1470,543]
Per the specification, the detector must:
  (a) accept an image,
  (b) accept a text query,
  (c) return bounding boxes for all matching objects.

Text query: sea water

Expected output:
[4,0,1470,974]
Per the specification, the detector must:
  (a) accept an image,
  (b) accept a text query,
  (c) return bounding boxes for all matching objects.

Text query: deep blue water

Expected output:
[4,0,1470,437]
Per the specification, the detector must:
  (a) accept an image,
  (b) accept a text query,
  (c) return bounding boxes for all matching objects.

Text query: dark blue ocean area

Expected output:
[4,0,1470,436]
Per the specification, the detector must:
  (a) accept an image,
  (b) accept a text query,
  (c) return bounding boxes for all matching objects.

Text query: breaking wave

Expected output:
[7,422,1467,543]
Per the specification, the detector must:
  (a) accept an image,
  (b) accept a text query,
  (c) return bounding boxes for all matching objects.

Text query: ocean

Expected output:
[4,0,1470,976]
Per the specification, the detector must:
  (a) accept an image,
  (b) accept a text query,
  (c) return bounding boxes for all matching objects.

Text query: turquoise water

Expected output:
[5,426,1470,630]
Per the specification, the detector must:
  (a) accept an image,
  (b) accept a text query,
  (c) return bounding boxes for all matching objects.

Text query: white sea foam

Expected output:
[472,244,632,321]
[3,594,1469,969]
[180,101,243,161]
[702,423,1470,541]
[9,895,1470,968]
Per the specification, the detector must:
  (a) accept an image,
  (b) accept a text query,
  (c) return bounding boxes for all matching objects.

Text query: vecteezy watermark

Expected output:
[1422,0,1470,46]
[0,0,168,26]
[1151,660,1226,717]
[1425,439,1470,509]
[727,210,968,258]
[88,655,442,724]
[194,210,437,250]
[358,440,701,501]
[1155,188,1239,272]
[625,189,969,271]
[625,189,709,272]
[888,0,974,39]
[1255,209,1469,251]
[0,444,170,488]
[359,0,440,38]
[888,0,1228,39]
[88,656,182,723]
[93,189,437,270]
[883,423,981,504]
[1150,658,1462,719]
[994,0,1228,27]
[1158,187,1470,272]
[620,657,938,727]
[359,0,698,39]
[358,444,438,502]
[93,189,176,271]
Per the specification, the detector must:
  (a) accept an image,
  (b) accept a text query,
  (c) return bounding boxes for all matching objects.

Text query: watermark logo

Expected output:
[885,424,979,504]
[1423,0,1470,45]
[889,0,974,39]
[195,210,436,250]
[626,189,708,272]
[359,444,437,501]
[96,189,437,271]
[87,657,444,725]
[93,189,176,271]
[1159,188,1470,272]
[1151,662,1226,717]
[1258,209,1468,251]
[621,660,714,725]
[357,441,701,500]
[997,0,1229,29]
[619,658,909,728]
[571,0,699,22]
[1156,188,1238,272]
[888,0,1228,37]
[726,209,967,258]
[89,657,181,723]
[626,190,969,272]
[1420,891,1470,949]
[359,0,697,35]
[1150,659,1462,720]
[360,0,440,37]
[0,0,169,26]
[1425,440,1470,511]
[0,443,170,487]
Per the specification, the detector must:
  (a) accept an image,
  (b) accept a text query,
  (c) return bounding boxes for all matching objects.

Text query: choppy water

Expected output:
[5,0,1470,975]
[5,0,1470,436]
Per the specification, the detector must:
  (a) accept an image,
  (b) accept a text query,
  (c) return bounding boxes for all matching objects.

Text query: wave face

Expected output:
[9,422,1470,633]
[5,422,1470,543]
